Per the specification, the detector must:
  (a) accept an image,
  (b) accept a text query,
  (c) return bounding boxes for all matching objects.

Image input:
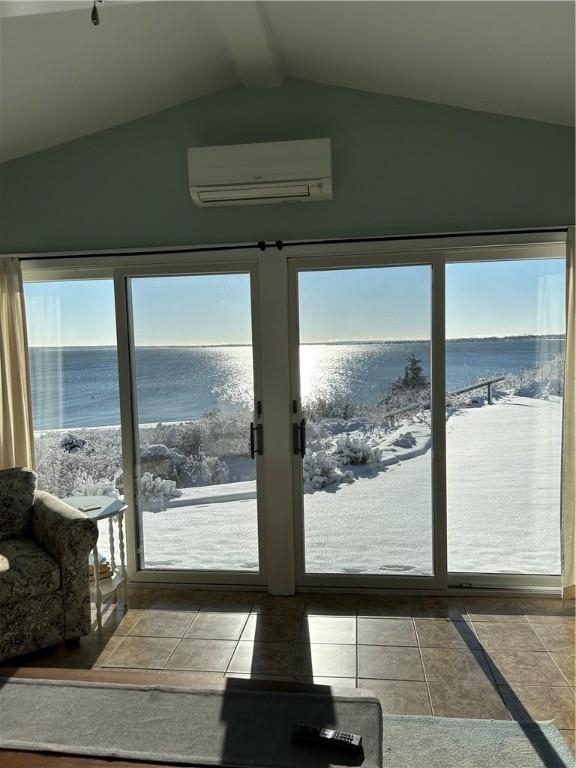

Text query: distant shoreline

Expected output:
[29,334,566,350]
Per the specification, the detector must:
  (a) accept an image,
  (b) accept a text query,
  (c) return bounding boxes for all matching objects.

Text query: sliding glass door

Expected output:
[445,257,566,580]
[122,268,265,580]
[23,235,567,591]
[290,261,438,587]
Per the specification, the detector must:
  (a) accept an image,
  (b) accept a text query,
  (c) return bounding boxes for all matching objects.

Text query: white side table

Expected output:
[63,495,128,631]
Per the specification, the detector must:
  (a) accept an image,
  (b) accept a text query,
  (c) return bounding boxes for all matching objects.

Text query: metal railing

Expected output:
[384,375,506,419]
[447,376,506,405]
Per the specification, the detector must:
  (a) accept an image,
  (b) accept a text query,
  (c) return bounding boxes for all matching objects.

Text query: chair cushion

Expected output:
[0,538,61,606]
[0,468,37,542]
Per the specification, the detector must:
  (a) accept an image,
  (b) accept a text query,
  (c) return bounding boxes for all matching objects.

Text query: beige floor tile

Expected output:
[25,634,123,670]
[520,599,575,623]
[184,612,249,640]
[359,679,431,715]
[473,621,546,651]
[293,643,357,678]
[90,603,130,633]
[357,598,413,618]
[428,682,510,720]
[251,596,304,617]
[358,646,424,681]
[415,620,479,649]
[240,614,301,642]
[465,599,528,623]
[90,635,124,666]
[550,651,576,686]
[358,618,417,646]
[198,590,260,607]
[303,594,358,616]
[102,609,145,636]
[499,684,576,730]
[150,590,209,611]
[530,623,576,653]
[300,616,356,645]
[126,588,162,608]
[559,730,575,756]
[165,639,236,672]
[487,650,569,686]
[127,610,196,638]
[412,598,469,621]
[197,593,258,613]
[228,641,294,676]
[421,648,494,684]
[102,636,179,669]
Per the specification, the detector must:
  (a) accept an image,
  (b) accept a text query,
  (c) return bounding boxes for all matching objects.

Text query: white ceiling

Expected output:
[0,1,574,161]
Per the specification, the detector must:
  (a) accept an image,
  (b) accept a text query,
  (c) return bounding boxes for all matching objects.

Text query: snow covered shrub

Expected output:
[60,433,88,453]
[498,353,565,400]
[34,427,123,498]
[199,409,253,457]
[302,451,354,491]
[138,472,182,509]
[179,455,229,486]
[333,434,382,465]
[72,471,120,498]
[142,410,252,462]
[139,443,187,484]
[304,395,358,421]
[391,432,416,449]
[142,423,202,459]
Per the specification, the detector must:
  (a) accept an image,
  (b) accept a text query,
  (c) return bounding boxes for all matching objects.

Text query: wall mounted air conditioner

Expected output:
[187,138,332,207]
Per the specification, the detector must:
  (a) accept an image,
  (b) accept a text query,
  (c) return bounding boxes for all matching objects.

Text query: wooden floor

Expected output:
[1,589,574,766]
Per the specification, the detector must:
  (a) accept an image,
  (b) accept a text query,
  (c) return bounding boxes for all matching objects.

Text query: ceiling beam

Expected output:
[208,1,284,88]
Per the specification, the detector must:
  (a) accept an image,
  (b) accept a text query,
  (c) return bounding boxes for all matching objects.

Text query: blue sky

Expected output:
[24,258,565,346]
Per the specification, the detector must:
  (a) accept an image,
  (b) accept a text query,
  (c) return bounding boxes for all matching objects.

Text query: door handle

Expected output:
[292,418,307,457]
[250,422,263,459]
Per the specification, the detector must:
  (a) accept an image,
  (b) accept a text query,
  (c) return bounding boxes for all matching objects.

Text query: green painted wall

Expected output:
[0,80,573,253]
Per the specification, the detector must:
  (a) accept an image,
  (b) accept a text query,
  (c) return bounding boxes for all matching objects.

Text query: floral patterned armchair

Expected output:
[0,467,98,661]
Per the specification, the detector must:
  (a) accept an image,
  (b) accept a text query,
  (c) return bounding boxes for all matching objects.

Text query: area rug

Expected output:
[0,677,383,767]
[0,678,573,768]
[380,714,574,768]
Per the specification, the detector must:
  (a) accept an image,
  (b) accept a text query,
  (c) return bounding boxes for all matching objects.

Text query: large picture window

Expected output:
[22,236,568,590]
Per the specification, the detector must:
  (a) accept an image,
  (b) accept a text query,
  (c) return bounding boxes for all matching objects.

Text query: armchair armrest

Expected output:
[32,492,99,640]
[32,491,98,563]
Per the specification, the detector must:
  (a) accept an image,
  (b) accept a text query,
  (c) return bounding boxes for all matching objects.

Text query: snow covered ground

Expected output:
[446,395,561,575]
[137,395,561,576]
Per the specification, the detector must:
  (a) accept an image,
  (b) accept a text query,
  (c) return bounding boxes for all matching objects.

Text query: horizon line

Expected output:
[28,333,566,349]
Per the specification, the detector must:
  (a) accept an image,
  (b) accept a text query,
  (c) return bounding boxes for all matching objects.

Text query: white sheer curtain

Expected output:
[0,258,34,469]
[562,229,575,600]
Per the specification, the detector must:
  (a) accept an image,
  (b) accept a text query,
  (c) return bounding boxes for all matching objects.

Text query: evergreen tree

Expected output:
[394,354,428,391]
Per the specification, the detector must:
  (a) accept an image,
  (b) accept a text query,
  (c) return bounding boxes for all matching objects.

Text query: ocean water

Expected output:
[29,337,565,430]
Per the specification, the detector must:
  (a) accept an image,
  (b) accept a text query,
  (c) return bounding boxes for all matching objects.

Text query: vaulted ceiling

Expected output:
[0,1,574,161]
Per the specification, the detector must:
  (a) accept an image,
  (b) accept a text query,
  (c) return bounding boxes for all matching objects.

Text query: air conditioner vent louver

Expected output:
[188,139,332,207]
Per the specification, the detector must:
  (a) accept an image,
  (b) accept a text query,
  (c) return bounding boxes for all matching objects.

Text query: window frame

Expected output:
[20,230,568,594]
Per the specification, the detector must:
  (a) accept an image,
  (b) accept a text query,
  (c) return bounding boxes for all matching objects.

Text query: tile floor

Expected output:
[4,590,575,755]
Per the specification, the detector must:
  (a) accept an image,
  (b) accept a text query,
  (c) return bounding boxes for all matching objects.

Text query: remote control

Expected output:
[292,724,362,754]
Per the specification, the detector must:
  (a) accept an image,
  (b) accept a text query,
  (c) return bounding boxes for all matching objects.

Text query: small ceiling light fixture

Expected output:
[91,0,103,26]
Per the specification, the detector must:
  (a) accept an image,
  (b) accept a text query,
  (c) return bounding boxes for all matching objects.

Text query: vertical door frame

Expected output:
[287,247,448,590]
[113,257,270,586]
